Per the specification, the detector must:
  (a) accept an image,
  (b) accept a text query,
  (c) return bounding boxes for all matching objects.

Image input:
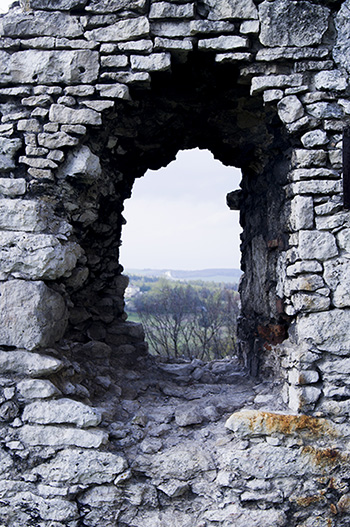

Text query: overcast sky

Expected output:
[0,0,11,12]
[0,1,242,270]
[121,149,242,270]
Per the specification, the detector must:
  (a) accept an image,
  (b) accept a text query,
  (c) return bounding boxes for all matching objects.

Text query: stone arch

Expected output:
[1,1,350,524]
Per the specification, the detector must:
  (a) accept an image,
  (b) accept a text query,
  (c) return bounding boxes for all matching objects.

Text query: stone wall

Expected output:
[0,0,350,524]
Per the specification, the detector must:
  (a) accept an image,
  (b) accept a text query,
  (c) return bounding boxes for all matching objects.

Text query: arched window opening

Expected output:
[121,148,242,363]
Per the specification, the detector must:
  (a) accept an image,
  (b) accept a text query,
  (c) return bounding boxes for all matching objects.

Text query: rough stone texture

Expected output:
[22,398,102,427]
[0,281,68,350]
[259,0,329,48]
[0,0,349,524]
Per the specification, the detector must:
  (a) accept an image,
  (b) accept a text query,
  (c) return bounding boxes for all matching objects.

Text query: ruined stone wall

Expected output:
[0,0,350,525]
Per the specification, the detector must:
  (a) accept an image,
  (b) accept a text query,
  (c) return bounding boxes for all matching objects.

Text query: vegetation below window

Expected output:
[126,277,240,361]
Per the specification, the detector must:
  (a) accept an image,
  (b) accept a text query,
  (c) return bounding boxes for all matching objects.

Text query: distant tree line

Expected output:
[133,280,240,361]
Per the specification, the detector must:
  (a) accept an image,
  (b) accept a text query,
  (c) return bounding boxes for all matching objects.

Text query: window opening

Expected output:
[121,148,242,362]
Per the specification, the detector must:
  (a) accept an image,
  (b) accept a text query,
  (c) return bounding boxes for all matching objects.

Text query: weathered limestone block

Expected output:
[0,138,22,171]
[251,74,303,94]
[134,443,214,480]
[9,50,99,85]
[0,199,50,233]
[289,385,321,411]
[130,52,171,72]
[9,492,78,523]
[291,292,330,313]
[96,83,130,99]
[0,232,82,280]
[290,196,313,231]
[86,0,147,13]
[85,16,150,42]
[27,0,88,9]
[205,0,258,20]
[259,0,329,47]
[17,379,61,399]
[324,258,350,308]
[23,398,102,427]
[0,350,63,376]
[150,2,194,19]
[301,130,328,148]
[0,280,68,350]
[306,102,343,119]
[37,131,79,148]
[297,309,350,353]
[33,448,128,485]
[299,230,338,260]
[49,104,102,125]
[334,0,350,72]
[57,145,101,182]
[198,35,248,51]
[19,424,108,448]
[225,409,334,438]
[0,12,83,38]
[277,95,304,124]
[314,71,348,91]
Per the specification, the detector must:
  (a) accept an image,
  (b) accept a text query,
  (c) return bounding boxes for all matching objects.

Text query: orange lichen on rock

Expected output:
[302,445,341,468]
[225,409,338,439]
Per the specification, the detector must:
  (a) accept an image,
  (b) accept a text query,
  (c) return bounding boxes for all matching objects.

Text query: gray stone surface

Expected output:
[259,0,329,47]
[0,12,83,38]
[19,424,107,447]
[17,379,61,399]
[206,0,258,20]
[33,448,128,485]
[0,232,82,280]
[0,280,68,350]
[23,398,102,427]
[297,309,350,353]
[49,104,102,125]
[0,350,63,376]
[9,50,99,85]
[86,16,149,41]
[299,231,338,261]
[334,0,350,72]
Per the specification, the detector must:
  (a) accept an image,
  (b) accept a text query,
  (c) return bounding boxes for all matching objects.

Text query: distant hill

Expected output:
[125,268,242,284]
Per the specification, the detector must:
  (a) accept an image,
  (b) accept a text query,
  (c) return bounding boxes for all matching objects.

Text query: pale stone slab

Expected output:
[19,425,108,448]
[17,379,61,399]
[23,398,102,428]
[57,145,101,182]
[207,0,258,20]
[33,448,128,485]
[277,95,304,124]
[86,0,147,12]
[198,35,247,51]
[29,0,87,9]
[0,350,63,376]
[251,74,303,94]
[259,0,329,47]
[324,258,350,308]
[0,12,83,38]
[225,409,333,437]
[0,231,82,280]
[290,196,313,231]
[334,0,350,73]
[150,2,194,19]
[0,178,26,197]
[37,131,79,148]
[0,137,22,171]
[297,309,350,353]
[86,16,149,42]
[314,71,347,91]
[0,199,47,233]
[10,50,99,85]
[49,104,102,125]
[0,281,67,350]
[299,230,338,261]
[130,52,171,72]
